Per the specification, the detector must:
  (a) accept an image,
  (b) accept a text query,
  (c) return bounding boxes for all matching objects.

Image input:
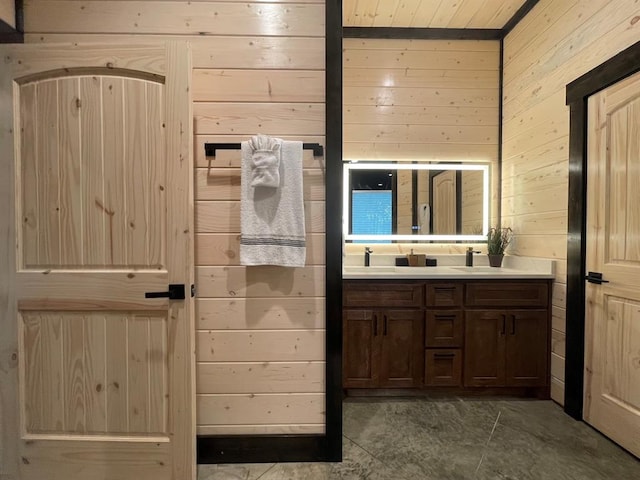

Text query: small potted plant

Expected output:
[487,227,513,267]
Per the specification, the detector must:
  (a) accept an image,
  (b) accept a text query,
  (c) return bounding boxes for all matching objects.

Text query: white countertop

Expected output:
[342,255,555,280]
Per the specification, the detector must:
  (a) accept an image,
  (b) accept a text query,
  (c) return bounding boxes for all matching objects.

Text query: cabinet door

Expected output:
[379,309,423,388]
[343,309,380,388]
[464,310,506,387]
[506,310,549,387]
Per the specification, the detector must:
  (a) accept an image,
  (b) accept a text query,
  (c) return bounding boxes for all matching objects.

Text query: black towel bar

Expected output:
[204,142,323,158]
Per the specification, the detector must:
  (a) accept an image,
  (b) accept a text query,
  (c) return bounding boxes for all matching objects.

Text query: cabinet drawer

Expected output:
[425,283,463,307]
[465,282,549,307]
[425,310,463,347]
[425,349,462,386]
[343,283,423,308]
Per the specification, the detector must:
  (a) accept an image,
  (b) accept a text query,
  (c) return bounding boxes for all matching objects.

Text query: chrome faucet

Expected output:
[365,247,373,267]
[466,247,480,267]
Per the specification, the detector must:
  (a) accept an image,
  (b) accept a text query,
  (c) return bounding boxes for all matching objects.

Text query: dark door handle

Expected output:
[383,315,388,335]
[145,284,186,300]
[585,272,609,284]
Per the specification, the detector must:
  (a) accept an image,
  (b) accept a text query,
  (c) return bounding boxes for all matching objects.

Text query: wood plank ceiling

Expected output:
[343,0,528,29]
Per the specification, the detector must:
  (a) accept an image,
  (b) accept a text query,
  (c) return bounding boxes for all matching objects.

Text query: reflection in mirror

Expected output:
[343,162,489,242]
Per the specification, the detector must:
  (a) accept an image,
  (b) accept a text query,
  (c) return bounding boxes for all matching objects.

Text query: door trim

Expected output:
[565,40,640,419]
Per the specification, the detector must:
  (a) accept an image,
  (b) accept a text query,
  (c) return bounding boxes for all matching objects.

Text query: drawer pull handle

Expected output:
[433,352,456,358]
[435,314,457,321]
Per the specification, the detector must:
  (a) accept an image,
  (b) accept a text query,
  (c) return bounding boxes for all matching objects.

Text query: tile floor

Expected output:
[198,397,639,480]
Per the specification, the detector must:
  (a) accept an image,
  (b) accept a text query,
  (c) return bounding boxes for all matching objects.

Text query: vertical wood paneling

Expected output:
[101,78,127,266]
[22,312,168,435]
[62,314,85,433]
[21,84,40,267]
[146,83,165,268]
[124,80,149,267]
[105,314,129,433]
[80,76,106,267]
[502,0,640,406]
[39,314,64,431]
[83,313,107,432]
[36,81,61,266]
[58,79,83,265]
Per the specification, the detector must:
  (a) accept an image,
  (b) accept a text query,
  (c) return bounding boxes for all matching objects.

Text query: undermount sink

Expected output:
[450,266,503,273]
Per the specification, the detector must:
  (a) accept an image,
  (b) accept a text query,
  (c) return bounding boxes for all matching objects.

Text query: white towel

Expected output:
[248,134,281,188]
[240,138,306,267]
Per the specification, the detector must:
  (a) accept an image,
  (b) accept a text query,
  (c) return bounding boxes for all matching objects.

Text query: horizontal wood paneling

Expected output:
[193,69,325,102]
[194,103,325,135]
[343,1,527,29]
[197,393,325,425]
[24,0,327,435]
[197,298,325,330]
[25,2,325,36]
[195,266,325,298]
[197,330,324,362]
[25,34,325,70]
[502,0,640,406]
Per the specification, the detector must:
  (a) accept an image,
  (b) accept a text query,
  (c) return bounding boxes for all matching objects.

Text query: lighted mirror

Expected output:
[343,162,490,242]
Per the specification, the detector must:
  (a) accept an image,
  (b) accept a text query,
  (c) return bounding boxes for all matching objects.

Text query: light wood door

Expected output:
[0,43,195,479]
[585,70,640,458]
[432,170,457,234]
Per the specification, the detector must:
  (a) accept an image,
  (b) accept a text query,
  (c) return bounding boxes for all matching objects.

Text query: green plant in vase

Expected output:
[487,227,513,267]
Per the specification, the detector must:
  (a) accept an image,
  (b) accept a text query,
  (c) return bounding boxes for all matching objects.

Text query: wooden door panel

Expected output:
[343,309,379,388]
[463,310,505,387]
[379,309,422,388]
[505,309,548,387]
[22,311,168,436]
[19,76,166,269]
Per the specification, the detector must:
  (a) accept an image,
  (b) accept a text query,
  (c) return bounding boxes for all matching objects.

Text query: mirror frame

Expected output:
[343,162,490,242]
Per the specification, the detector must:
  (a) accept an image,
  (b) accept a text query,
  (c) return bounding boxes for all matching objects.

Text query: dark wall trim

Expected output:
[343,26,502,40]
[497,38,504,226]
[197,0,343,463]
[502,0,539,36]
[564,40,640,419]
[198,436,329,464]
[0,0,23,43]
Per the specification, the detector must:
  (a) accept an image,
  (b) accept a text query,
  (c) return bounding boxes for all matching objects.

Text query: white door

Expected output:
[585,70,640,458]
[0,43,195,479]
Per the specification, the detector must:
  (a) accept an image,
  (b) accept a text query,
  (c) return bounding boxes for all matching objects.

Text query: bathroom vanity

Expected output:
[342,261,554,398]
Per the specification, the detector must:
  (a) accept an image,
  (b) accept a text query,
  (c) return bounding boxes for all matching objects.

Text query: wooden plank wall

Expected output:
[0,0,15,28]
[24,0,326,436]
[343,38,499,254]
[502,0,640,405]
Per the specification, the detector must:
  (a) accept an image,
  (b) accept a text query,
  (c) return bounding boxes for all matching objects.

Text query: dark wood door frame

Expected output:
[564,40,640,419]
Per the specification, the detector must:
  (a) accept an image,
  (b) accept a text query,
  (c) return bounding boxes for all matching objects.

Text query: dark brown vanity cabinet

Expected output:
[343,283,424,388]
[463,282,550,388]
[343,278,551,395]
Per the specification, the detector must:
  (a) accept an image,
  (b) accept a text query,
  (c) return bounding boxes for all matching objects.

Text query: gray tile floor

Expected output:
[199,397,639,480]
